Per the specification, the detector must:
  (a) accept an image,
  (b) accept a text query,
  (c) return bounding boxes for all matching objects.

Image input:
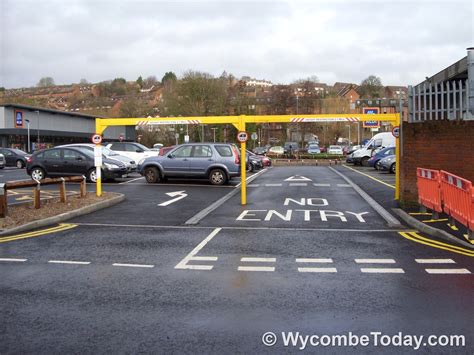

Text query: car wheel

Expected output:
[16,160,25,169]
[87,168,98,182]
[144,167,160,183]
[209,169,227,185]
[31,167,45,180]
[390,163,396,174]
[375,160,381,170]
[361,157,369,167]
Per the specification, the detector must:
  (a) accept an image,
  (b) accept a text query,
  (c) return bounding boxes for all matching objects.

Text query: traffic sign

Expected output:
[237,131,249,143]
[363,107,380,115]
[392,125,400,138]
[251,132,258,141]
[363,121,380,128]
[91,134,102,144]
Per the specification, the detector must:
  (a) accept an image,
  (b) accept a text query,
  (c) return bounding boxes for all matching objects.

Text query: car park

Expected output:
[307,144,321,154]
[0,148,29,168]
[106,142,158,162]
[327,145,343,155]
[368,146,396,169]
[139,143,240,185]
[26,147,127,182]
[57,143,137,173]
[351,132,395,166]
[379,154,396,173]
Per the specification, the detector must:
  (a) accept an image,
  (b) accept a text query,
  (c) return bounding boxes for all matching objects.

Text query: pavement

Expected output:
[1,165,473,354]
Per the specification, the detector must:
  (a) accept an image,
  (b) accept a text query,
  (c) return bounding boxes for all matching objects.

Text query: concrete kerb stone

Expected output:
[392,208,474,250]
[0,193,125,236]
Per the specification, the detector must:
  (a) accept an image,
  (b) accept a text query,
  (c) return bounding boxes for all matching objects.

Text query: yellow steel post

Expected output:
[239,118,247,205]
[395,113,401,200]
[95,143,102,197]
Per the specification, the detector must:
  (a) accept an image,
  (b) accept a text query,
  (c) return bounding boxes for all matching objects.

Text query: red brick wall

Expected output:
[400,120,474,204]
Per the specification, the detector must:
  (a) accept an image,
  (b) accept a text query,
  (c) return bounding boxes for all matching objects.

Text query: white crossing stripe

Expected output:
[265,183,283,187]
[175,228,221,270]
[247,184,260,187]
[0,258,27,262]
[298,267,337,273]
[241,257,276,262]
[296,258,333,263]
[361,268,405,273]
[415,259,455,264]
[355,259,396,264]
[337,184,352,187]
[191,256,218,261]
[313,183,331,187]
[238,266,275,272]
[48,260,91,265]
[289,183,308,186]
[112,263,154,268]
[425,268,471,274]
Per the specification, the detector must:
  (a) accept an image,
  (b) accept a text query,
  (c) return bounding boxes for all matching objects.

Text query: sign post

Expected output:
[237,130,248,205]
[91,134,103,197]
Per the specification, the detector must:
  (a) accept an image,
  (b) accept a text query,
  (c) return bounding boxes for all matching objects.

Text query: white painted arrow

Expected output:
[158,191,188,206]
[285,175,312,182]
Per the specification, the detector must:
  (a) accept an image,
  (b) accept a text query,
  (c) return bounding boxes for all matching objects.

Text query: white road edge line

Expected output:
[425,268,471,274]
[355,259,396,264]
[361,268,405,273]
[112,263,154,268]
[175,228,221,270]
[240,257,276,262]
[0,258,27,262]
[298,267,337,273]
[238,266,275,272]
[48,260,91,265]
[289,183,308,186]
[313,183,331,187]
[415,259,455,264]
[296,258,333,263]
[328,166,402,227]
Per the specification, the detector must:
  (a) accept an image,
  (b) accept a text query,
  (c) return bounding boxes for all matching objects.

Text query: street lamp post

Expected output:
[25,119,30,152]
[34,110,40,148]
[211,128,217,143]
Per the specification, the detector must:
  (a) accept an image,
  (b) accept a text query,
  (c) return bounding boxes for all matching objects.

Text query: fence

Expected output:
[416,168,442,213]
[0,176,87,218]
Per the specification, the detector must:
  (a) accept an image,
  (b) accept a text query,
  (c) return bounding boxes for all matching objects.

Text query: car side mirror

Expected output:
[76,156,83,161]
[167,154,174,159]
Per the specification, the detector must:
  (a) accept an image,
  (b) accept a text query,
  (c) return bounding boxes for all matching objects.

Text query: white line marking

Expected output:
[298,267,337,273]
[238,266,275,272]
[313,183,331,187]
[112,263,154,268]
[425,268,471,274]
[175,228,221,270]
[118,177,145,184]
[415,259,455,264]
[361,268,405,273]
[296,258,333,263]
[247,184,260,187]
[0,258,27,262]
[158,191,188,206]
[337,184,351,187]
[235,168,267,188]
[355,259,396,264]
[191,256,218,261]
[289,183,308,186]
[265,183,282,187]
[285,175,312,181]
[240,257,276,262]
[48,260,91,265]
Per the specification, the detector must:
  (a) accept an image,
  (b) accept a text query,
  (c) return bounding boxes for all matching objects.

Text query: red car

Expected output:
[247,150,271,167]
[159,146,175,156]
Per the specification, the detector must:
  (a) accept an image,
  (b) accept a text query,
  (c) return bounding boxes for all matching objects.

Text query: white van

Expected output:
[351,132,395,166]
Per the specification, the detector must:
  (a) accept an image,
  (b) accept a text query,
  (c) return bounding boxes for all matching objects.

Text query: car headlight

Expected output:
[138,158,146,165]
[104,162,119,169]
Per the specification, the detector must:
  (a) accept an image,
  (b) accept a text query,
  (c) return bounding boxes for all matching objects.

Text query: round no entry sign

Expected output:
[91,134,102,144]
[391,126,400,138]
[237,131,249,143]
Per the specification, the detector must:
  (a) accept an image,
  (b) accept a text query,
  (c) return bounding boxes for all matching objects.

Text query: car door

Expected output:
[1,149,15,166]
[62,149,89,176]
[188,145,213,176]
[160,145,192,176]
[41,149,63,175]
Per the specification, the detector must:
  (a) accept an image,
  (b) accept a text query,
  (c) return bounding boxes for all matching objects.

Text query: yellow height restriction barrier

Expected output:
[96,113,400,205]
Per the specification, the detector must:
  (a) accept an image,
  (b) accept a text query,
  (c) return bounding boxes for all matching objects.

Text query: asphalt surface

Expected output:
[1,166,473,354]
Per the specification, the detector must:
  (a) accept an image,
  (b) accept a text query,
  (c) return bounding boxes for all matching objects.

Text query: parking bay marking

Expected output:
[296,258,336,273]
[158,190,188,206]
[175,228,221,270]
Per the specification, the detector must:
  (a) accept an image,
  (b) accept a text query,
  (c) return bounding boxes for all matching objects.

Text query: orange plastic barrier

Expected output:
[440,170,473,230]
[416,168,442,213]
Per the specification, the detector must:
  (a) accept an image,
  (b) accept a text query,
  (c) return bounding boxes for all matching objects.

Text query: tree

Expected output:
[119,96,142,117]
[37,77,55,87]
[143,76,159,88]
[292,75,319,84]
[359,75,383,98]
[136,76,144,88]
[79,78,88,84]
[161,71,177,84]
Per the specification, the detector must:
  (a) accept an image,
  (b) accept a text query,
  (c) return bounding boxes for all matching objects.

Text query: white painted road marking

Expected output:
[0,258,27,262]
[425,269,471,274]
[296,258,333,263]
[48,260,91,265]
[238,266,275,272]
[112,263,154,268]
[241,257,276,262]
[361,268,405,273]
[298,267,337,273]
[118,177,145,184]
[337,184,352,187]
[247,184,260,187]
[313,183,331,187]
[158,190,188,206]
[175,228,221,270]
[415,259,455,264]
[285,175,312,181]
[265,183,283,187]
[355,259,396,264]
[289,183,308,186]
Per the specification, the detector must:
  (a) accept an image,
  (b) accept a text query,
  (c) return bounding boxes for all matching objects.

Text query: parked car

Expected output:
[246,150,271,168]
[26,147,127,182]
[267,146,284,156]
[351,132,395,166]
[0,153,5,169]
[284,142,299,154]
[57,144,137,173]
[379,154,396,173]
[327,145,344,155]
[159,146,175,156]
[253,147,267,155]
[0,148,30,168]
[106,142,158,162]
[368,146,396,169]
[319,146,327,153]
[307,144,321,154]
[139,143,241,185]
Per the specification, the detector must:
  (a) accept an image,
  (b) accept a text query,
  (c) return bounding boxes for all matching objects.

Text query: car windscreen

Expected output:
[134,143,150,151]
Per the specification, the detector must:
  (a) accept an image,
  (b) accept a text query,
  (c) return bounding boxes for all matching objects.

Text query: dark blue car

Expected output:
[368,146,395,169]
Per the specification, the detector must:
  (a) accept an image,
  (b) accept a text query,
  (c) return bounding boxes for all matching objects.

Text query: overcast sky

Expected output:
[0,0,472,89]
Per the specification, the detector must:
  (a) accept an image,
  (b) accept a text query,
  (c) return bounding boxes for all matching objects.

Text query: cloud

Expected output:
[0,0,472,88]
